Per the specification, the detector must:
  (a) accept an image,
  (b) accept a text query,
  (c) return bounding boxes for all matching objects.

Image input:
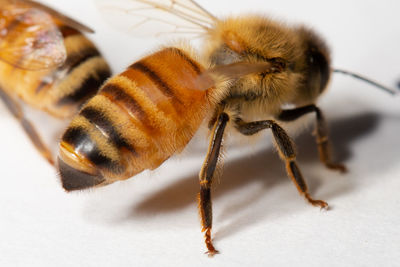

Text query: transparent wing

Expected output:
[18,0,94,33]
[0,2,66,70]
[96,0,217,38]
[196,62,275,90]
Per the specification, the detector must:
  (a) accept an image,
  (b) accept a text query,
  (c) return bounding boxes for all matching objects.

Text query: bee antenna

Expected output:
[333,68,398,95]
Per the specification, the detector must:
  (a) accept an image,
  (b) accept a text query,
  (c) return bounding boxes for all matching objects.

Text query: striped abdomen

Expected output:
[0,23,110,118]
[59,47,211,191]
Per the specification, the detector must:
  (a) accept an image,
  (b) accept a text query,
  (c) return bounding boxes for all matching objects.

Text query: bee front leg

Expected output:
[235,118,328,209]
[277,105,347,173]
[0,87,54,166]
[198,112,229,256]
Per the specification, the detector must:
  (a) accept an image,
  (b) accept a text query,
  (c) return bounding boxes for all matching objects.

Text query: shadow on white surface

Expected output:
[80,110,400,239]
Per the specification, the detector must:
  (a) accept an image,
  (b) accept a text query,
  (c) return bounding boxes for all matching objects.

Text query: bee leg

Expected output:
[0,88,54,166]
[199,112,229,256]
[277,105,347,173]
[235,118,328,209]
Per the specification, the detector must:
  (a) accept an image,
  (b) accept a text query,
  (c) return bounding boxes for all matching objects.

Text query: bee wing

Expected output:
[17,0,94,33]
[95,0,217,38]
[0,2,66,70]
[196,62,275,90]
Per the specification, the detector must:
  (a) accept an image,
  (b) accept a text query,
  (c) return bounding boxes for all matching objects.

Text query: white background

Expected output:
[1,0,400,266]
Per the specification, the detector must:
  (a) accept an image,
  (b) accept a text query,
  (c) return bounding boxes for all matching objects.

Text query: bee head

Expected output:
[299,27,332,101]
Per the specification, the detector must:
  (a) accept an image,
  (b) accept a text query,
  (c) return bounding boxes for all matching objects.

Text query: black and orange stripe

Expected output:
[101,83,149,125]
[62,126,124,173]
[60,47,211,185]
[0,2,111,119]
[130,61,177,99]
[56,69,110,106]
[51,29,111,107]
[166,47,202,75]
[80,106,137,154]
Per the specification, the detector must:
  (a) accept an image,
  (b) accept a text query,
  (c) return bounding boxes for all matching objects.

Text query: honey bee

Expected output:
[59,0,398,255]
[0,0,111,165]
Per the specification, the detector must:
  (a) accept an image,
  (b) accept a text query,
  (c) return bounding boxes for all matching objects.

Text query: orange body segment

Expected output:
[60,47,212,184]
[0,2,110,118]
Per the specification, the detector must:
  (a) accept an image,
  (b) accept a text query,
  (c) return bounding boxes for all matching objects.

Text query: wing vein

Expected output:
[96,0,217,38]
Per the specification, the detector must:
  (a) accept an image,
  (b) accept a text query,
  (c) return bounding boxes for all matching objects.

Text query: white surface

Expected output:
[1,0,400,266]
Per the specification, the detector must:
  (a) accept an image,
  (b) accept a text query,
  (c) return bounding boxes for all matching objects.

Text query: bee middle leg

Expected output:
[198,112,230,256]
[0,87,54,166]
[277,105,347,173]
[235,118,328,209]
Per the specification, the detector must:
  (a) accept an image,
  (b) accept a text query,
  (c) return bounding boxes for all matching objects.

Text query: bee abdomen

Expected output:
[55,63,110,106]
[61,126,125,174]
[79,106,137,155]
[130,61,178,100]
[39,32,111,117]
[55,32,111,104]
[100,83,154,131]
[60,47,210,182]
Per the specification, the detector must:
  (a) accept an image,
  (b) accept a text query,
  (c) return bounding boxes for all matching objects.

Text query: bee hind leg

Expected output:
[0,87,54,166]
[198,112,230,256]
[277,105,347,173]
[235,118,328,209]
